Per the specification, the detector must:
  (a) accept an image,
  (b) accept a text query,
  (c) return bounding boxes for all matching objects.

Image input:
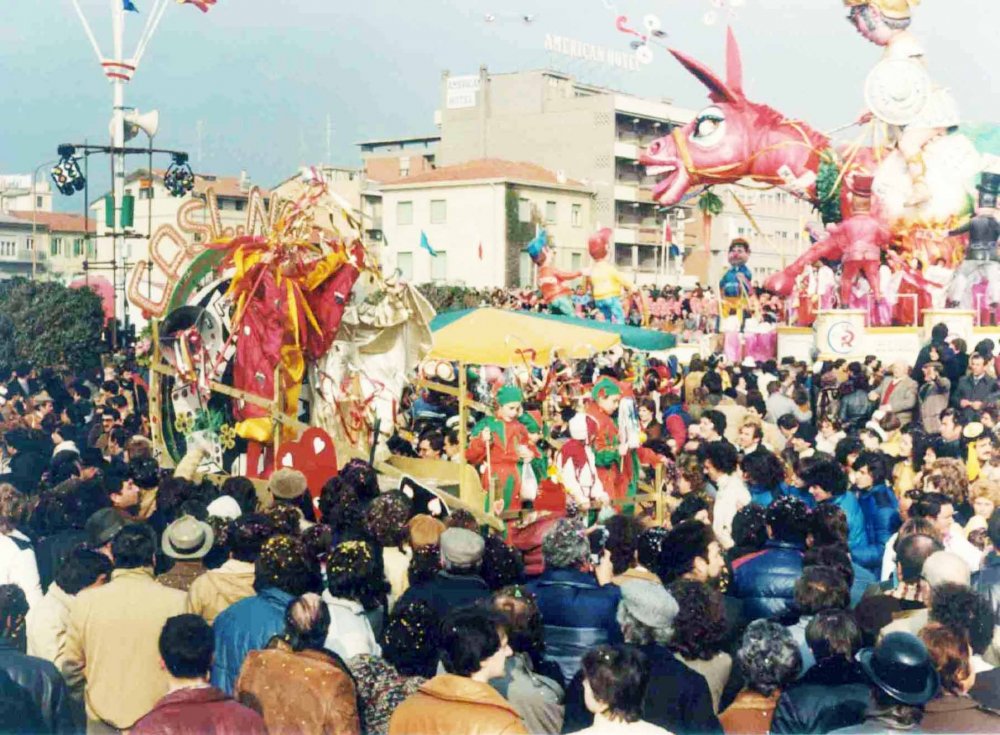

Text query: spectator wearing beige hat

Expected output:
[185,514,273,625]
[268,468,315,531]
[157,515,214,592]
[25,390,54,431]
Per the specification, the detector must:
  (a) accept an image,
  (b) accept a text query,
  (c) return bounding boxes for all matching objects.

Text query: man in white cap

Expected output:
[396,527,490,618]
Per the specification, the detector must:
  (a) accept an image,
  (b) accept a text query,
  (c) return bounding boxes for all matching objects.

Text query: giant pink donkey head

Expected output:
[641,29,828,207]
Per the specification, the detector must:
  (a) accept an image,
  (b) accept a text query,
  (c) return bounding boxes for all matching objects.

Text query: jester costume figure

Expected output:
[526,230,581,317]
[466,385,539,512]
[215,236,362,444]
[584,378,628,502]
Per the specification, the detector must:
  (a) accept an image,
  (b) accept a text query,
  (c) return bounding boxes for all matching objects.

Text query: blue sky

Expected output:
[3,0,997,210]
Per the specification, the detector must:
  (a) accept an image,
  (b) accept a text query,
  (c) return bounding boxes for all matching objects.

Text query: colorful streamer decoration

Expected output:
[177,0,217,11]
[614,14,666,64]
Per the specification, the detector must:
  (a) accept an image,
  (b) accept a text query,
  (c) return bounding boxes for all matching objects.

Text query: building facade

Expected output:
[380,159,593,289]
[6,211,94,283]
[0,214,41,280]
[0,175,52,216]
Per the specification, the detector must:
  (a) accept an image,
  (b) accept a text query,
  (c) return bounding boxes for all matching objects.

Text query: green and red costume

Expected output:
[466,386,539,512]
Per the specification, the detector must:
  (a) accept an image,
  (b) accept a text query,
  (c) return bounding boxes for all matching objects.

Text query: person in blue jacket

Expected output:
[731,496,812,621]
[800,459,867,561]
[742,450,815,508]
[211,535,322,694]
[525,518,621,684]
[850,451,901,576]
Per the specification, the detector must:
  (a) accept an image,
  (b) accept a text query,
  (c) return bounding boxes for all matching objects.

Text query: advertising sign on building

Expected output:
[544,34,642,72]
[446,75,481,109]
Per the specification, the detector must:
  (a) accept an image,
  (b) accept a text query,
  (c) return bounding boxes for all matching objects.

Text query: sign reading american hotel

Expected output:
[544,33,642,72]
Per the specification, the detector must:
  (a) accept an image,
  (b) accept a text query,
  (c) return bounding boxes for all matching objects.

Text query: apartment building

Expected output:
[380,158,593,288]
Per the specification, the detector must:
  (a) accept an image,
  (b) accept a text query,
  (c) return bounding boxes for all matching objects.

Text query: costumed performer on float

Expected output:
[719,237,754,322]
[587,227,634,324]
[585,377,628,502]
[946,173,1000,313]
[465,385,539,513]
[557,412,609,510]
[526,229,582,317]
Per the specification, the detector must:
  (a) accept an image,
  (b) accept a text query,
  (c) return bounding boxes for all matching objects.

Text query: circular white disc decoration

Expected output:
[864,58,933,126]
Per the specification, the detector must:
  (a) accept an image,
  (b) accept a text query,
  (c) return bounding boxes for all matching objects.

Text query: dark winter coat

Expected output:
[731,540,804,621]
[525,568,621,682]
[771,658,870,734]
[0,639,81,734]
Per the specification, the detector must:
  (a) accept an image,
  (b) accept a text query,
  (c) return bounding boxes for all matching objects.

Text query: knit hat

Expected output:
[922,550,971,588]
[497,385,524,407]
[618,580,679,634]
[408,514,446,548]
[592,377,621,401]
[542,518,589,569]
[269,468,308,500]
[440,527,485,567]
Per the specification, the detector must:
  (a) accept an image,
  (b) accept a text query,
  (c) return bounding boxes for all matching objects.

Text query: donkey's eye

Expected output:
[691,107,726,147]
[695,115,723,138]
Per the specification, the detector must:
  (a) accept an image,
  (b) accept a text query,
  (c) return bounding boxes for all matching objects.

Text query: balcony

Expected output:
[614,184,639,202]
[614,141,639,160]
[614,227,637,245]
[616,222,663,247]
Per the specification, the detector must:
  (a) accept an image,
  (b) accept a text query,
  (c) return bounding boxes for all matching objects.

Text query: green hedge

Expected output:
[416,284,495,313]
[0,278,107,373]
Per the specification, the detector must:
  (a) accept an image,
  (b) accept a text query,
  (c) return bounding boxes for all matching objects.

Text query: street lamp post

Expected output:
[31,159,57,281]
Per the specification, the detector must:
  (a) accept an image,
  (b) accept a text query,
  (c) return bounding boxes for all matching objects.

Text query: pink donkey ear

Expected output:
[725,27,744,98]
[668,26,745,104]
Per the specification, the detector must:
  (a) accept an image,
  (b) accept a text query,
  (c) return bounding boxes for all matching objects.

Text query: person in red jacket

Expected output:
[527,230,581,316]
[132,615,266,735]
[466,385,539,512]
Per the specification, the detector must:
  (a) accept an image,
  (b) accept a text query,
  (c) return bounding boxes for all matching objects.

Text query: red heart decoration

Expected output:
[274,427,339,501]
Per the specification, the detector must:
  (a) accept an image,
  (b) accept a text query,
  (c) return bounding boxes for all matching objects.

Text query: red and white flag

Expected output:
[478,241,484,260]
